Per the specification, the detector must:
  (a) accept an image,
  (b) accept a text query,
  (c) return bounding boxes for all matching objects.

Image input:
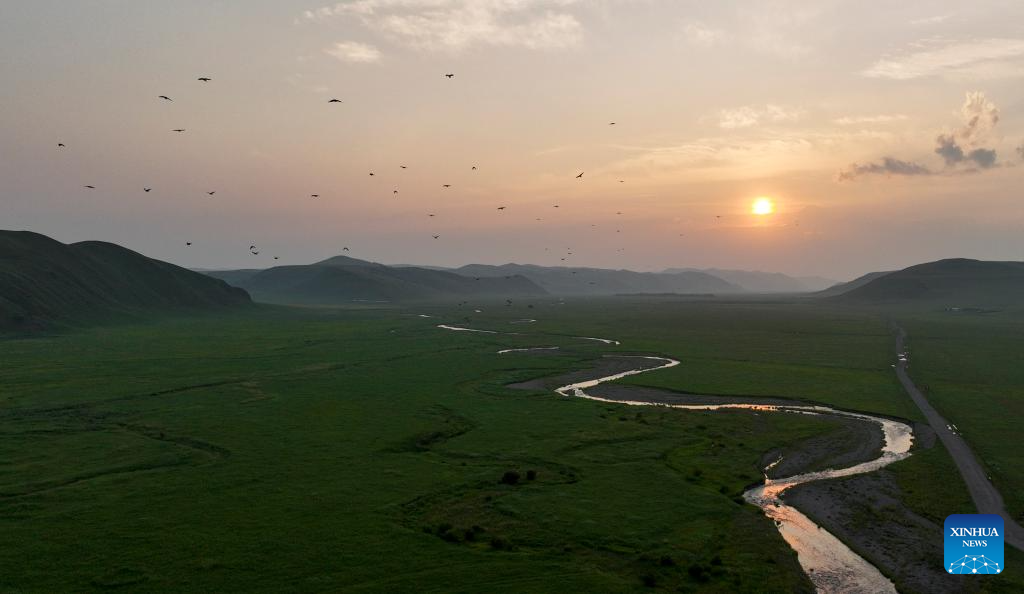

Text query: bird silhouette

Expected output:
[442,184,451,188]
[400,165,407,169]
[553,205,559,208]
[428,213,435,217]
[84,185,95,189]
[369,172,374,176]
[471,166,477,170]
[207,191,216,196]
[342,247,350,251]
[144,188,152,192]
[172,129,185,133]
[432,235,440,239]
[609,122,616,125]
[497,206,506,210]
[619,180,625,183]
[328,98,342,103]
[445,73,455,79]
[393,190,399,194]
[57,143,65,148]
[274,256,279,260]
[186,242,192,246]
[197,77,212,82]
[576,172,584,178]
[311,194,319,198]
[158,95,172,101]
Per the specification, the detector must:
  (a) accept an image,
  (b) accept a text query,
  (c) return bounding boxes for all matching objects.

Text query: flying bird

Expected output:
[144,188,152,192]
[57,143,65,148]
[158,95,172,101]
[497,206,506,210]
[400,165,407,169]
[553,205,559,208]
[342,247,350,251]
[84,185,95,189]
[172,129,185,133]
[609,122,616,125]
[328,98,342,103]
[576,172,584,178]
[207,191,216,196]
[369,172,374,176]
[311,194,319,198]
[393,190,399,194]
[197,77,212,82]
[274,256,279,260]
[442,184,451,188]
[471,166,477,170]
[445,73,455,79]
[432,235,440,239]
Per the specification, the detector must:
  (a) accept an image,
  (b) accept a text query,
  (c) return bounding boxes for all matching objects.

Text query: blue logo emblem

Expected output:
[945,514,1003,574]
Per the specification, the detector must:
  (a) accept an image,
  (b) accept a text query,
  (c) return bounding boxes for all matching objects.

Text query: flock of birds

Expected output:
[56,73,735,266]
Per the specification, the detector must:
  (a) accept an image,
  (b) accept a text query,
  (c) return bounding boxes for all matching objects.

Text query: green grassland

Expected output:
[0,298,1016,592]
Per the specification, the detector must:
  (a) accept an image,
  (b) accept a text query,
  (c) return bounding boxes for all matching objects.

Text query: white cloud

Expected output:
[324,41,382,63]
[862,38,1024,80]
[718,104,802,129]
[910,14,952,26]
[303,1,585,52]
[681,22,724,47]
[834,114,908,125]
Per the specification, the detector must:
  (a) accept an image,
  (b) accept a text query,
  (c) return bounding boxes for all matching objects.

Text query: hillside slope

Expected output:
[0,230,251,331]
[827,259,1024,306]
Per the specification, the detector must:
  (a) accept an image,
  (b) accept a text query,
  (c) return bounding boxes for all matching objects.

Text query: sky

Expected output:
[2,0,1024,280]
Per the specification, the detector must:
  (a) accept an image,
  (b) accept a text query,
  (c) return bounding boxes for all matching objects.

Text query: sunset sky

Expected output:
[2,0,1024,279]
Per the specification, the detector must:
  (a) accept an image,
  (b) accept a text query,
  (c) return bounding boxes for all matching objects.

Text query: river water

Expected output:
[555,355,912,594]
[437,325,913,593]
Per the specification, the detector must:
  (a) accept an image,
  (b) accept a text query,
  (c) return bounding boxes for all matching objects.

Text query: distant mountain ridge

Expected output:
[204,255,547,304]
[455,263,744,296]
[663,268,837,293]
[0,230,250,332]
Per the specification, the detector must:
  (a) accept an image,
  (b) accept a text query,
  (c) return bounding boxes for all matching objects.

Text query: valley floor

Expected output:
[1,299,1022,593]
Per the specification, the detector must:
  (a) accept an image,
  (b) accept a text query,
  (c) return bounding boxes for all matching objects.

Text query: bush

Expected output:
[500,470,521,485]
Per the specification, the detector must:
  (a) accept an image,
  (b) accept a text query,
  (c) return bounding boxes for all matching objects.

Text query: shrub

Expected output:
[500,470,521,485]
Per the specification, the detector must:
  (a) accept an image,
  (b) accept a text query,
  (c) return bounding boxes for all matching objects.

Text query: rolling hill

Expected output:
[0,230,251,332]
[663,268,837,293]
[455,263,744,296]
[825,259,1024,306]
[204,255,548,304]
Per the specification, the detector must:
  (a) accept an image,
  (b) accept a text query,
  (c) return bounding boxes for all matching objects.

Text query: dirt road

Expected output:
[895,327,1024,551]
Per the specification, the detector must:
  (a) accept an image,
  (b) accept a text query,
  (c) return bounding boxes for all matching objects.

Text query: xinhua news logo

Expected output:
[945,514,1003,575]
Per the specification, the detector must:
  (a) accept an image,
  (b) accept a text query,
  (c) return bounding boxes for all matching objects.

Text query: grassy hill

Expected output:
[456,263,743,296]
[827,259,1024,307]
[205,256,548,305]
[0,230,250,332]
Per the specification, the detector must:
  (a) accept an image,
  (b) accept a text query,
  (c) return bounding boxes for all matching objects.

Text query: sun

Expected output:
[752,197,775,216]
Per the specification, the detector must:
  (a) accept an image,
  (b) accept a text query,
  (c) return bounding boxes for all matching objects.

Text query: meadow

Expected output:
[0,298,1020,592]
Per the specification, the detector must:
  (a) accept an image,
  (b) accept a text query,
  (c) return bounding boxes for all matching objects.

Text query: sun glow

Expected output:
[752,197,775,216]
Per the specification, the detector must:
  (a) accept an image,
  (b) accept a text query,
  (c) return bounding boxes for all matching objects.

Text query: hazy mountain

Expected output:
[663,268,838,293]
[825,259,1024,306]
[0,230,250,332]
[455,263,743,295]
[205,255,547,304]
[815,271,894,298]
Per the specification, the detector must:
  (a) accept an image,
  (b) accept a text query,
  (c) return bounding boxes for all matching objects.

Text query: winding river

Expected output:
[438,325,914,593]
